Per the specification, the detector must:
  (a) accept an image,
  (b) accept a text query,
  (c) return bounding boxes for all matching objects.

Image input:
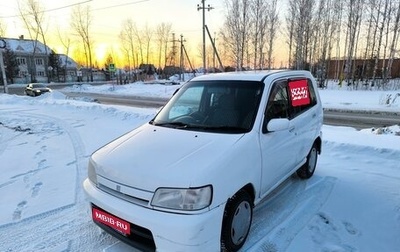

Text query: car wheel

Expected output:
[221,190,253,252]
[297,144,318,179]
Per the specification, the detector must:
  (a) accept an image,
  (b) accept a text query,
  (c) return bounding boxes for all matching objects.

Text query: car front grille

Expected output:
[98,183,150,207]
[96,175,152,208]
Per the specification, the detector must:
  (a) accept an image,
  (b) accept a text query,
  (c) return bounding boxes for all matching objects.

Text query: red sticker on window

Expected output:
[289,79,310,106]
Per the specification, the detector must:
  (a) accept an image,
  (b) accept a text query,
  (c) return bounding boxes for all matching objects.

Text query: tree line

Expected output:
[221,0,400,89]
[2,0,400,87]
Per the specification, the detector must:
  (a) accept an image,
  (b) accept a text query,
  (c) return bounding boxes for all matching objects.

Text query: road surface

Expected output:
[4,85,399,129]
[62,91,399,130]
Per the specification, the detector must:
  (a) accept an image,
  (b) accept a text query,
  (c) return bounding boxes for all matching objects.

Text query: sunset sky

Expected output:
[0,0,288,67]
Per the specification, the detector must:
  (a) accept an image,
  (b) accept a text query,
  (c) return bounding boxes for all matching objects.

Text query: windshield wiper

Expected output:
[202,125,248,132]
[153,121,192,129]
[152,121,247,132]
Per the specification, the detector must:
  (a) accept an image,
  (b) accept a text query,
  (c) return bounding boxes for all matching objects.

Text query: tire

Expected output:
[297,144,318,179]
[221,190,253,252]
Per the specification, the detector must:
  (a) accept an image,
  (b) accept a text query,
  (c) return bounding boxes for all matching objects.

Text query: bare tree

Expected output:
[17,0,49,82]
[70,4,94,81]
[380,0,393,86]
[333,1,345,80]
[250,0,267,69]
[386,0,400,85]
[285,2,296,68]
[133,25,144,65]
[162,26,173,68]
[143,24,153,64]
[310,0,342,86]
[286,0,316,70]
[265,0,279,69]
[360,0,376,80]
[57,26,71,82]
[119,36,132,80]
[221,0,252,70]
[155,22,172,69]
[120,19,138,70]
[370,0,388,87]
[343,0,364,85]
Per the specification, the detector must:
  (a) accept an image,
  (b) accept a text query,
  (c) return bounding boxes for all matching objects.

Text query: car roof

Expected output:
[191,69,309,82]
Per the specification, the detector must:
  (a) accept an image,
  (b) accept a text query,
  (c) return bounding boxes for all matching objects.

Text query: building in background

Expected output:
[1,36,53,84]
[1,36,105,84]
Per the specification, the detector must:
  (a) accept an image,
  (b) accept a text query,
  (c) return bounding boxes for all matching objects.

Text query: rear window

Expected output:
[288,79,317,118]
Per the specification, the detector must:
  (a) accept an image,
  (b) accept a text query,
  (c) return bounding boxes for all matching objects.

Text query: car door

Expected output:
[259,79,300,195]
[287,78,320,166]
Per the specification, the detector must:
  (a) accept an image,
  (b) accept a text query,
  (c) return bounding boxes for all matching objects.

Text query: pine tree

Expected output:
[48,50,60,82]
[2,47,18,84]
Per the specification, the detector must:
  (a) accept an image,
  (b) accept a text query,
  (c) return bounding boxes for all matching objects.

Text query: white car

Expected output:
[83,70,323,251]
[24,83,52,96]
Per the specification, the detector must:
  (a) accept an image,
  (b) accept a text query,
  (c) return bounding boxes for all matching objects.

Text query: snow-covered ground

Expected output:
[0,80,399,252]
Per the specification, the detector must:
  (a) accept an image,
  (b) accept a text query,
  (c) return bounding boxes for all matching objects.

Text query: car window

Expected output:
[288,78,317,118]
[265,81,289,124]
[168,86,203,119]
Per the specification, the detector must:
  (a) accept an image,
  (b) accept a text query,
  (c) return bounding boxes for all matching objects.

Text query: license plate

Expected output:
[92,207,131,235]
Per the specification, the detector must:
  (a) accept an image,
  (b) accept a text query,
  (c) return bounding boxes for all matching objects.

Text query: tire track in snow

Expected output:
[242,175,336,252]
[0,111,100,252]
[17,112,88,202]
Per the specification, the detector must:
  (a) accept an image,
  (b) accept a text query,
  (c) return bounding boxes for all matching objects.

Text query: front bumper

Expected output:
[83,178,224,252]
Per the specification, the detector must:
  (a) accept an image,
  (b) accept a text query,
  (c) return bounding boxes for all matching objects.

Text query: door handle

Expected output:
[289,126,295,132]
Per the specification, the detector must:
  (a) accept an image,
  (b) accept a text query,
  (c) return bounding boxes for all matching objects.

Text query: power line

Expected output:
[0,0,93,19]
[92,0,150,12]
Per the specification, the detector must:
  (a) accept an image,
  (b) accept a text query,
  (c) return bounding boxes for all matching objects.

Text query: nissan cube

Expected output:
[83,70,323,251]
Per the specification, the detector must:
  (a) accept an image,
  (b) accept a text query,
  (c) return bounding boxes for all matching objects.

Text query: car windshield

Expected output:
[32,84,46,88]
[151,80,264,133]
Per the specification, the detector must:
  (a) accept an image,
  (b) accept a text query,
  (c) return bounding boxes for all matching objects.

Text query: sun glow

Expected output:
[95,43,108,66]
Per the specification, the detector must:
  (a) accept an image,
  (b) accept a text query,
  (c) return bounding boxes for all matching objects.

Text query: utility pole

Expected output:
[197,0,213,74]
[213,32,216,70]
[0,38,8,93]
[168,33,180,66]
[179,34,186,81]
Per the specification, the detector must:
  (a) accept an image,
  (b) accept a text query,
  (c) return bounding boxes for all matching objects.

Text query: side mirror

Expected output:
[267,118,290,132]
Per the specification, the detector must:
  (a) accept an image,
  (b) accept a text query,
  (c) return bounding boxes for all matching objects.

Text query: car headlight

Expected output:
[88,158,98,185]
[151,185,212,211]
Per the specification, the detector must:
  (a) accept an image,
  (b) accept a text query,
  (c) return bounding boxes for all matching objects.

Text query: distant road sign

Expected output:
[109,63,115,72]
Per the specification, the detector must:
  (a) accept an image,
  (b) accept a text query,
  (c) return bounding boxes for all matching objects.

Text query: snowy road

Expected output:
[63,91,399,129]
[0,93,399,252]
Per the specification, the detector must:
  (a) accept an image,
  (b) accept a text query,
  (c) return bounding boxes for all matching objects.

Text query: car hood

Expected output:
[91,123,244,191]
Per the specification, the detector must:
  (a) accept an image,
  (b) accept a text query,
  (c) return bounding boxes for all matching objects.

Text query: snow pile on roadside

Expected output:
[379,92,400,106]
[364,125,400,136]
[63,82,181,98]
